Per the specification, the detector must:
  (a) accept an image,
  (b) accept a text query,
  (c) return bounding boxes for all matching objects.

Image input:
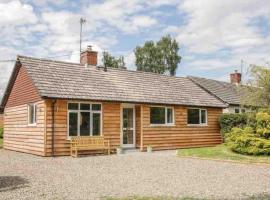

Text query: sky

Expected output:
[1,0,270,97]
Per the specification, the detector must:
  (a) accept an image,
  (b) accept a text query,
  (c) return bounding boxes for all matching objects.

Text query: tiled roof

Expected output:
[188,76,246,105]
[11,56,226,108]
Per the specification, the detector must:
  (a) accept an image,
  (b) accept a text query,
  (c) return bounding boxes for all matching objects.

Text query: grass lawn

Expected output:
[177,144,270,164]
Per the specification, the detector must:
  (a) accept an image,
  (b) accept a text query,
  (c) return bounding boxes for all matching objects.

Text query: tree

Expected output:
[242,65,270,107]
[102,51,126,69]
[134,35,181,75]
[134,41,164,74]
[157,35,181,76]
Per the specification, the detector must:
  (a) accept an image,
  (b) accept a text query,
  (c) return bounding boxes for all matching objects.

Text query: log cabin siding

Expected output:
[141,105,222,150]
[135,105,141,148]
[44,100,122,156]
[6,66,41,108]
[4,101,46,156]
[44,100,222,156]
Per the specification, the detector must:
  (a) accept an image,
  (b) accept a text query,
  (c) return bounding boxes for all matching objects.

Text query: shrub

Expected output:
[227,127,270,155]
[0,127,3,139]
[219,113,248,139]
[256,112,270,139]
[226,111,270,156]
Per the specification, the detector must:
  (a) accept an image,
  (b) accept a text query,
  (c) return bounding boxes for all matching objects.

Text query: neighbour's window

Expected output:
[235,108,240,113]
[187,108,207,125]
[150,107,174,125]
[68,103,102,137]
[28,104,37,125]
[241,109,246,113]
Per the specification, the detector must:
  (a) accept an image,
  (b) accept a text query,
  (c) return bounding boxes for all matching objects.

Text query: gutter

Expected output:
[51,100,56,157]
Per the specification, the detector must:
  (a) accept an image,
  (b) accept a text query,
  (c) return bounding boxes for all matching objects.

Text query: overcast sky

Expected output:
[1,0,270,98]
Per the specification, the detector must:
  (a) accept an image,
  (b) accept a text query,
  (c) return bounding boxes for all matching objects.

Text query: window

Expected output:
[68,103,102,137]
[150,107,174,125]
[28,104,37,125]
[235,108,240,113]
[187,108,207,125]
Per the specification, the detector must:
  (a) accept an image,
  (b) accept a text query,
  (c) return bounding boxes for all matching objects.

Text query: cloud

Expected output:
[83,0,159,33]
[0,0,37,26]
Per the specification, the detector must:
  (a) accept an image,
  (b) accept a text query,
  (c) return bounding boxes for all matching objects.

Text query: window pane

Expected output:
[80,103,90,110]
[29,105,34,124]
[69,112,78,136]
[150,107,165,124]
[93,113,101,136]
[235,108,240,113]
[167,108,173,124]
[68,103,78,110]
[34,105,37,123]
[201,110,206,124]
[123,108,133,128]
[123,129,133,145]
[80,112,90,136]
[188,109,200,124]
[92,104,101,111]
[241,109,245,113]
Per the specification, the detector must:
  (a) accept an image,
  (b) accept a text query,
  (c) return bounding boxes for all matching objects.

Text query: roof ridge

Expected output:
[17,55,82,66]
[188,75,232,85]
[18,54,186,80]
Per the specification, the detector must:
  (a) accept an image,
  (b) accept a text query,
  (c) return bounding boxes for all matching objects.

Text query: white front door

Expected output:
[121,105,135,148]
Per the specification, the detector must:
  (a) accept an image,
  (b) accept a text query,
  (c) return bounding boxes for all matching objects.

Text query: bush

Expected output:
[226,112,270,156]
[219,113,248,139]
[256,112,270,139]
[0,127,3,139]
[227,127,270,155]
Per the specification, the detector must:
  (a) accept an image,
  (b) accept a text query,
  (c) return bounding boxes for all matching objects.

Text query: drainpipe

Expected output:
[51,100,56,157]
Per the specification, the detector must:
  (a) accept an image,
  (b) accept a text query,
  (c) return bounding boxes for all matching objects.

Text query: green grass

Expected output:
[0,138,2,148]
[177,144,270,164]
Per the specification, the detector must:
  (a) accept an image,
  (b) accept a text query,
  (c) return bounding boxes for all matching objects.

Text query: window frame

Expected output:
[28,103,37,126]
[67,102,102,139]
[187,108,208,126]
[150,106,175,126]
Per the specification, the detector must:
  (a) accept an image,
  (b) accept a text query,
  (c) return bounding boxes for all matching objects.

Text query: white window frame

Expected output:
[28,103,37,126]
[187,108,208,126]
[150,106,175,126]
[67,102,102,139]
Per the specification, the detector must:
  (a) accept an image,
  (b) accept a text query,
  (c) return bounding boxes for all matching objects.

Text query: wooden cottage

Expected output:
[0,47,227,156]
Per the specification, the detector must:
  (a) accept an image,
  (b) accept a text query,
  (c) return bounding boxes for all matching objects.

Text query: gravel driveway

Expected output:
[0,149,269,200]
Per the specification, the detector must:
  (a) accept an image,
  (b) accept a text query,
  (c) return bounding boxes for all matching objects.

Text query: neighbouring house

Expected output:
[0,46,226,156]
[188,72,253,114]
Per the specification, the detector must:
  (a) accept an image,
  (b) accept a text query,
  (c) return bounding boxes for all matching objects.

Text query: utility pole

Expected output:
[79,18,86,58]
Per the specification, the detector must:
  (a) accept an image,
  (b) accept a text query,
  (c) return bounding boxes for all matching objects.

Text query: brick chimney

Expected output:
[80,45,98,66]
[230,70,241,84]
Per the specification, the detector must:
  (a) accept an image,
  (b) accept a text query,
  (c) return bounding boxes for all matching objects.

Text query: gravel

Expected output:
[0,149,270,200]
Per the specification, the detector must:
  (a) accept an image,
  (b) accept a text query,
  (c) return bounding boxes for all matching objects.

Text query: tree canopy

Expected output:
[134,35,181,76]
[102,51,126,69]
[242,65,270,107]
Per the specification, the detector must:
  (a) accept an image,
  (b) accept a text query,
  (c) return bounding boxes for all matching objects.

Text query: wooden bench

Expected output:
[70,136,111,157]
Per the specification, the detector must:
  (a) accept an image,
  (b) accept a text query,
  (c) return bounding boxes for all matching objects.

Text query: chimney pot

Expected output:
[80,45,97,66]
